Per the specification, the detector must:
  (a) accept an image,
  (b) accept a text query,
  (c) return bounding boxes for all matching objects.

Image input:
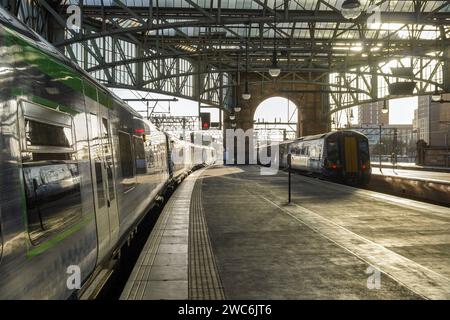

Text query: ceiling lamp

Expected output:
[269,0,281,77]
[431,88,442,102]
[242,80,251,100]
[242,23,251,100]
[229,114,236,121]
[349,109,354,122]
[234,106,242,112]
[381,100,389,114]
[269,50,281,77]
[231,122,237,128]
[341,0,362,20]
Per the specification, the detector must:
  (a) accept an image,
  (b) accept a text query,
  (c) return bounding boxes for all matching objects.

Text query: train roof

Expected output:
[0,7,142,120]
[258,139,294,149]
[294,130,367,142]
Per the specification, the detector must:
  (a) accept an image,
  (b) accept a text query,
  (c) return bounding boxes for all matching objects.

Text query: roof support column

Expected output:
[443,46,450,93]
[194,57,207,102]
[136,45,144,88]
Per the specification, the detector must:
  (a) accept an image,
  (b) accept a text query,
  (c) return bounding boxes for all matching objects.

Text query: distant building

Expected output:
[412,108,418,136]
[358,101,389,126]
[416,96,430,143]
[352,124,414,158]
[416,95,450,147]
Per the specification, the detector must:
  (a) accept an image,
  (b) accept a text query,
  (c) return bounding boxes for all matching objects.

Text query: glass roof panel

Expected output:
[62,0,448,13]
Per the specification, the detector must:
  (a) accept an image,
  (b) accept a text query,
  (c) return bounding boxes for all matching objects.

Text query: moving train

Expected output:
[259,130,371,185]
[0,8,215,299]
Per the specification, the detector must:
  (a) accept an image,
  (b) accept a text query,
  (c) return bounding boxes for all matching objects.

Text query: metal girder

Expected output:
[54,12,450,48]
[2,0,449,112]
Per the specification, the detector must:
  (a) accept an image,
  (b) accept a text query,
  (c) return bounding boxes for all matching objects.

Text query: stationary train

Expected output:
[258,130,371,185]
[0,8,215,299]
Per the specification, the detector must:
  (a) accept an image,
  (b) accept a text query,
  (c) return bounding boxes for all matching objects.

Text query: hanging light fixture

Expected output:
[231,122,237,128]
[431,27,441,103]
[431,88,442,102]
[341,0,362,20]
[268,0,281,77]
[269,50,281,77]
[381,100,389,114]
[242,23,251,100]
[349,109,354,122]
[234,106,242,113]
[229,114,236,121]
[242,80,251,100]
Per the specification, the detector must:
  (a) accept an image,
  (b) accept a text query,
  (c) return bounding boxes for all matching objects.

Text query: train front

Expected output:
[322,131,371,185]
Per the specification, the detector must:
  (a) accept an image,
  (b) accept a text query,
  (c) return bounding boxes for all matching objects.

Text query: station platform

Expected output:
[121,165,450,300]
[371,162,450,173]
[369,167,450,205]
[371,167,450,183]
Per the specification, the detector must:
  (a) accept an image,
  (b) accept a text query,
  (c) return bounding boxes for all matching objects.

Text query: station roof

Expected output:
[60,0,449,73]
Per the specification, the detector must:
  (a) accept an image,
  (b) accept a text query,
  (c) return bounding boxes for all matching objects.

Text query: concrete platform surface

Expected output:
[201,165,450,299]
[371,167,450,183]
[372,162,450,173]
[122,165,450,300]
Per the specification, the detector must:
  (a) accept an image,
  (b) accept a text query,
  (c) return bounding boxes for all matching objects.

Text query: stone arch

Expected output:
[224,73,329,138]
[253,96,299,142]
[222,73,329,164]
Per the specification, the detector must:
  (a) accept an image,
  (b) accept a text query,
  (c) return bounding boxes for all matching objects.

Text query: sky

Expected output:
[112,88,418,128]
[388,96,417,125]
[253,97,298,123]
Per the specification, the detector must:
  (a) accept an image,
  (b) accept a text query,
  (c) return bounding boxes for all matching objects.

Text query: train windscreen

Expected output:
[358,138,370,168]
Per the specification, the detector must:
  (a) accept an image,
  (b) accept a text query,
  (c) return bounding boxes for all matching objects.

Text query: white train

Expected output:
[0,7,216,299]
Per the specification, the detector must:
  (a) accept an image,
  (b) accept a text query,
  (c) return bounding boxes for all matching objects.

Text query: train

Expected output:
[258,130,371,185]
[0,7,216,299]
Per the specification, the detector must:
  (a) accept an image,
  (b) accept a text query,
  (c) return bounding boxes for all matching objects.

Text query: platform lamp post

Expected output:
[287,153,292,204]
[379,100,389,169]
[379,124,383,169]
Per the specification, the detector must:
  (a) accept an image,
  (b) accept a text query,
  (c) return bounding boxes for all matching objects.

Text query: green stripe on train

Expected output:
[3,26,109,108]
[26,214,95,258]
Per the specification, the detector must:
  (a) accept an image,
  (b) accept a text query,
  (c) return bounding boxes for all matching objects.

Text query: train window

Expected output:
[23,163,82,245]
[25,120,72,149]
[134,137,146,174]
[327,141,339,162]
[118,132,134,179]
[20,102,82,245]
[358,139,370,161]
[301,145,309,156]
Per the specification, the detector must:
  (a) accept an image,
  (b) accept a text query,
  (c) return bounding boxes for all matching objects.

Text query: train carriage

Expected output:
[258,130,371,185]
[289,130,371,185]
[0,7,215,299]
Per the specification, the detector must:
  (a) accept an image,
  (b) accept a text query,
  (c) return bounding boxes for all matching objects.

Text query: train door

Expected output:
[343,136,358,173]
[98,108,119,244]
[88,107,119,263]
